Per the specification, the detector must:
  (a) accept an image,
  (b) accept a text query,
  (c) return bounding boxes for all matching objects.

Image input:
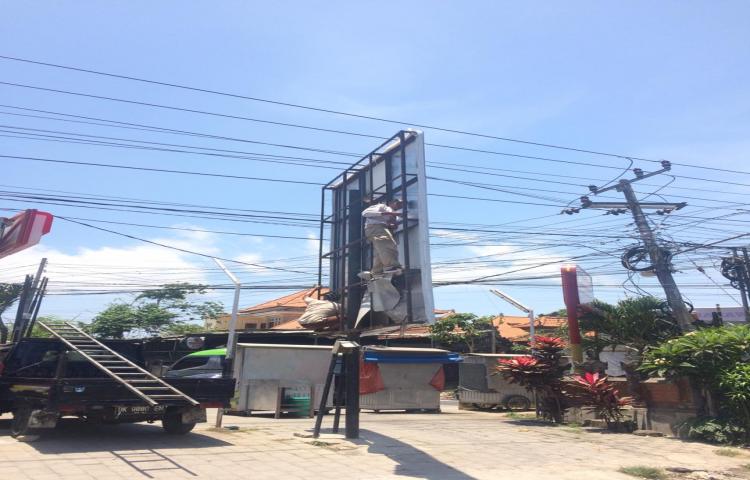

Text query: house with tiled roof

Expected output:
[206,287,328,331]
[493,314,567,342]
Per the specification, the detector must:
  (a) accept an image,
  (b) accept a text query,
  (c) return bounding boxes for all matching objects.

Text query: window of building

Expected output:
[244,323,257,331]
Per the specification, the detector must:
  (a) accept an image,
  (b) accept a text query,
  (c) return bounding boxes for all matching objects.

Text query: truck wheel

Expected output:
[162,412,196,435]
[503,395,531,411]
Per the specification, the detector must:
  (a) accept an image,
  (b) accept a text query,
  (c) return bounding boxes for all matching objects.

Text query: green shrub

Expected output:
[720,363,750,409]
[639,324,750,384]
[677,417,747,445]
[641,325,750,444]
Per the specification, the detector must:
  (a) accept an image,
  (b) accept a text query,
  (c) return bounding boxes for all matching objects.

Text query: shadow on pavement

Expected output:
[0,417,231,454]
[504,419,560,428]
[353,429,477,480]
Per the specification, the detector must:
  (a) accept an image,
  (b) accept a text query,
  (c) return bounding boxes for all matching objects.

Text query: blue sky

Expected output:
[1,1,749,322]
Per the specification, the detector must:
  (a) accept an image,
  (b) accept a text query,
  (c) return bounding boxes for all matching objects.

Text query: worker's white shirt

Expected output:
[362,204,397,226]
[298,296,339,326]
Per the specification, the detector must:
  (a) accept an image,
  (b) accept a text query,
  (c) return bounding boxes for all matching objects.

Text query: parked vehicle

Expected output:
[457,354,534,411]
[0,332,234,439]
[164,348,226,379]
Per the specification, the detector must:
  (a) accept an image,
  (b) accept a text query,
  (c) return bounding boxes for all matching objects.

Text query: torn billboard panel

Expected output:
[319,130,434,330]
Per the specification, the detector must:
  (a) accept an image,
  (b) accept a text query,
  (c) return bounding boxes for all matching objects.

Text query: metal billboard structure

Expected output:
[318,130,434,332]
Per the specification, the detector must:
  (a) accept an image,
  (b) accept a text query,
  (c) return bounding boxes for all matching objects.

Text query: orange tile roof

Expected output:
[239,287,329,313]
[271,318,307,330]
[494,315,567,341]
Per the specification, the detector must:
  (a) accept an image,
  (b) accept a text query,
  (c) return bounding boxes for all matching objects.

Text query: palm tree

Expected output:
[578,296,682,403]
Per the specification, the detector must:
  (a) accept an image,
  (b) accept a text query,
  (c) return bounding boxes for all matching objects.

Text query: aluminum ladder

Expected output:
[38,321,198,407]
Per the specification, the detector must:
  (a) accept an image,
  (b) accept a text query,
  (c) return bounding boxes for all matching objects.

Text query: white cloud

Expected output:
[0,224,245,294]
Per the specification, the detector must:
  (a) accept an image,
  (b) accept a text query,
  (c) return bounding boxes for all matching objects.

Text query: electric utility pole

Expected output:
[722,248,750,322]
[573,161,694,331]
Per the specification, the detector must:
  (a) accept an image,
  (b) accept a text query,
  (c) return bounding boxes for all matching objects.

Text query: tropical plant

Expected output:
[639,325,750,385]
[718,363,750,434]
[0,283,22,343]
[571,372,632,428]
[496,336,568,422]
[577,297,681,358]
[640,324,750,440]
[676,417,747,446]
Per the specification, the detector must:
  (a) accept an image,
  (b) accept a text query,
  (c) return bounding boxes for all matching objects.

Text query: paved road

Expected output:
[0,404,748,479]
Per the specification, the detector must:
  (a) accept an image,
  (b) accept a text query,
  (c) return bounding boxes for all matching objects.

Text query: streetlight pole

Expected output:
[489,289,535,345]
[212,258,242,428]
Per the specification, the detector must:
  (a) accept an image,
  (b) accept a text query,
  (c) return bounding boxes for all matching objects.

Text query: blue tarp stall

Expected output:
[363,349,462,364]
[359,347,463,412]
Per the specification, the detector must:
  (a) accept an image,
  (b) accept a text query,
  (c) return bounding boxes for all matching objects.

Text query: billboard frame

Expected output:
[318,130,434,332]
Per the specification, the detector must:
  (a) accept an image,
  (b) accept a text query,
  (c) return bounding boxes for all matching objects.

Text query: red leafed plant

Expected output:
[572,372,633,428]
[497,356,547,387]
[498,356,538,369]
[496,339,568,423]
[530,336,566,351]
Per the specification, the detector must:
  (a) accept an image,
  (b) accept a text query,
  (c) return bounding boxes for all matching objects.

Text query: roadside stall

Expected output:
[230,343,333,418]
[359,347,462,412]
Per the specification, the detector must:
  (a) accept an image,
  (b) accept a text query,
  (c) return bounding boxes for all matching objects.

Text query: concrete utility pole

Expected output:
[489,289,535,345]
[730,248,750,322]
[578,162,694,332]
[743,248,750,322]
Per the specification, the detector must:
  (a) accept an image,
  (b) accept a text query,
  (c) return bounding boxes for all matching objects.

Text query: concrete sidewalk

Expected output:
[0,404,748,479]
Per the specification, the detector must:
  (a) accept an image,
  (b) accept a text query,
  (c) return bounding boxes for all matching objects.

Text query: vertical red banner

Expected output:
[560,265,583,365]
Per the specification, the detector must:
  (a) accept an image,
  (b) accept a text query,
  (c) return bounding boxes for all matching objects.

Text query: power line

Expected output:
[0,83,637,173]
[0,154,323,185]
[56,216,312,275]
[4,54,750,177]
[0,186,319,218]
[51,216,320,241]
[0,191,320,222]
[5,104,750,198]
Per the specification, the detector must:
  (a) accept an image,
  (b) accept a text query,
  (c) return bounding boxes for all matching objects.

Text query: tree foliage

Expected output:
[640,324,750,441]
[136,282,205,306]
[0,283,23,343]
[576,297,681,357]
[428,313,498,353]
[88,283,224,339]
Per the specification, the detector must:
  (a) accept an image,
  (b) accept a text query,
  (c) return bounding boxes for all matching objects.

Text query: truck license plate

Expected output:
[115,405,165,417]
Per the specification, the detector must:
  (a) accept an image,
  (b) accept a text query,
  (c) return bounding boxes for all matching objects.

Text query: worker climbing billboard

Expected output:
[318,130,434,331]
